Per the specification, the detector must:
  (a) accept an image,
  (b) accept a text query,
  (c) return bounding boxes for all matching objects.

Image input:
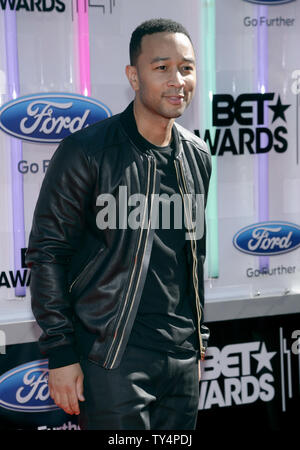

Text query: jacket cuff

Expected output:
[47,345,80,369]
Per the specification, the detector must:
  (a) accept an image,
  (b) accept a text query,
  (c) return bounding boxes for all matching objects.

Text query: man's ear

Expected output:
[126,65,139,91]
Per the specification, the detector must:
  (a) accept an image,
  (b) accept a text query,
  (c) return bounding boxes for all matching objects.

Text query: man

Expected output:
[26,18,211,430]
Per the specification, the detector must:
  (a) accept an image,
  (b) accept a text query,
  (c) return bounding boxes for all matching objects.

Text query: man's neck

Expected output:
[133,99,174,147]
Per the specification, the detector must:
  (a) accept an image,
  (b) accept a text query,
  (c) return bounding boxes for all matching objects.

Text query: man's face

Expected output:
[128,32,196,120]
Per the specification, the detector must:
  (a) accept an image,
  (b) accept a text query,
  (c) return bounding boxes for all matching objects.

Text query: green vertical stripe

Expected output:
[200,0,219,278]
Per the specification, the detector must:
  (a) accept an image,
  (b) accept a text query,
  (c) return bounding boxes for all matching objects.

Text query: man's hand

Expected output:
[48,363,85,415]
[198,360,201,381]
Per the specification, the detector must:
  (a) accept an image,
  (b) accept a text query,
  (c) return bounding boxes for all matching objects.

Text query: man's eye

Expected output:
[156,65,167,70]
[183,66,193,71]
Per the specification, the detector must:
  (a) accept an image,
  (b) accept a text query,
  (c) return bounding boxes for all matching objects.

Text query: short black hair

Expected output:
[129,18,193,66]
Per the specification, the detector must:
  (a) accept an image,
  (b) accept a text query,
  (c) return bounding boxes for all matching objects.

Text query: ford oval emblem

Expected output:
[0,93,112,143]
[0,359,59,412]
[243,0,295,4]
[233,221,300,256]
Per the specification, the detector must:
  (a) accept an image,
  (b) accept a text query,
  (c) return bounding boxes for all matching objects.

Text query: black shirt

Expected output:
[128,137,199,357]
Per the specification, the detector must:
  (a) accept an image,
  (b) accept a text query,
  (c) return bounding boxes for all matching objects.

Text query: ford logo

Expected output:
[0,359,59,412]
[0,93,112,143]
[243,0,295,4]
[233,221,300,256]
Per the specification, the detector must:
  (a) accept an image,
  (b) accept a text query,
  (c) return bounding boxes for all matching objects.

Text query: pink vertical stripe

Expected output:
[77,0,91,96]
[256,5,269,271]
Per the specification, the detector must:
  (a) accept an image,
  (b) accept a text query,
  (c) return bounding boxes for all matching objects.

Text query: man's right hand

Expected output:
[48,363,85,415]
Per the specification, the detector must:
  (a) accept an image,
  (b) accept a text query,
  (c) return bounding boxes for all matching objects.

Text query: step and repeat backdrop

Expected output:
[0,0,300,430]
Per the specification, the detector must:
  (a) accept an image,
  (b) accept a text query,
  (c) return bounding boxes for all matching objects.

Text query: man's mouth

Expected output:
[164,95,185,105]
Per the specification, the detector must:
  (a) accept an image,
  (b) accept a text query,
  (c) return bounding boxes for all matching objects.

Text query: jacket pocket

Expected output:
[69,246,105,295]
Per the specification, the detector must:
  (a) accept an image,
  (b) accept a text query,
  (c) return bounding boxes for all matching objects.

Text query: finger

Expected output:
[60,391,75,415]
[68,390,81,415]
[49,384,78,415]
[53,390,73,415]
[52,391,64,411]
[76,376,85,402]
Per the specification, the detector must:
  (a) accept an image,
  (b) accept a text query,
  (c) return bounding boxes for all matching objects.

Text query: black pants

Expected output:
[78,344,199,430]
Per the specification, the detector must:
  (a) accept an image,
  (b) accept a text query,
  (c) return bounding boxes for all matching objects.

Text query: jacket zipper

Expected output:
[174,158,205,360]
[103,156,155,368]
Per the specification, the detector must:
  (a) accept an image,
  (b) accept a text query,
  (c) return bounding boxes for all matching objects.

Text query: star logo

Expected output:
[268,95,290,123]
[252,343,276,373]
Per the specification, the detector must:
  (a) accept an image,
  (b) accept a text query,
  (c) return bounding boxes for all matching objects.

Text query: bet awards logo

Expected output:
[0,0,66,11]
[199,326,300,413]
[199,341,276,409]
[195,93,290,156]
[0,0,117,14]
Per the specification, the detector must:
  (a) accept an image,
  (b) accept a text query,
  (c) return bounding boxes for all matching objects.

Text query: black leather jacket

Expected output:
[26,102,211,370]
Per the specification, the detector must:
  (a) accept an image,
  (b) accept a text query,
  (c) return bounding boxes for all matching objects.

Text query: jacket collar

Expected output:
[120,101,182,158]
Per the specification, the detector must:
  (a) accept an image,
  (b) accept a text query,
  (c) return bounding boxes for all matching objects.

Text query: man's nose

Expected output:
[167,69,185,88]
